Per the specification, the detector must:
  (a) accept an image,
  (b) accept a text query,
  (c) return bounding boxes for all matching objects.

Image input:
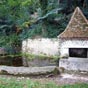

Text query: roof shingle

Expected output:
[59,7,88,39]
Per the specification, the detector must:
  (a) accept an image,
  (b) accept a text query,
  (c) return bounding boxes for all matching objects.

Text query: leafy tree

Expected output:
[27,0,88,38]
[0,0,30,54]
[0,0,88,55]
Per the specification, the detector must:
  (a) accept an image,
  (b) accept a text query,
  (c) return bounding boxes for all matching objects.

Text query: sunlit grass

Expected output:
[0,77,88,88]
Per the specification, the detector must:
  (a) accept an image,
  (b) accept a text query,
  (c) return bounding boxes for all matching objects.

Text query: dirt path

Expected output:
[0,73,88,85]
[30,73,88,85]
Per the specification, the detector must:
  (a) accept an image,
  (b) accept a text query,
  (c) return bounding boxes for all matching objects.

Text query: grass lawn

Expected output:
[0,77,88,88]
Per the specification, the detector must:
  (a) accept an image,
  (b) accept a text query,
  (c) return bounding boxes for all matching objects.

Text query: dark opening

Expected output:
[0,55,23,66]
[69,48,87,58]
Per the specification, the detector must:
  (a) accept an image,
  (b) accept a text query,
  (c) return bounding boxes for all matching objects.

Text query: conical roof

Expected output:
[59,7,88,39]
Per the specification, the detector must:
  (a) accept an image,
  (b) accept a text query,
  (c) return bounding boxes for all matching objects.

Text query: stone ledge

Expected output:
[0,66,60,76]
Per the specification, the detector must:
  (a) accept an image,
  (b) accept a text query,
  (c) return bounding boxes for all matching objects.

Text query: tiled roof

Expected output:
[59,7,88,39]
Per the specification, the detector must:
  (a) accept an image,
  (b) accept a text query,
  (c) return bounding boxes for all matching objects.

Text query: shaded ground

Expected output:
[30,73,88,85]
[0,73,88,85]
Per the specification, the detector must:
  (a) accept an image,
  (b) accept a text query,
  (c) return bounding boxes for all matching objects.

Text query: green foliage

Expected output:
[0,0,31,54]
[0,0,30,25]
[0,77,88,88]
[22,52,59,61]
[0,0,88,54]
[25,0,88,38]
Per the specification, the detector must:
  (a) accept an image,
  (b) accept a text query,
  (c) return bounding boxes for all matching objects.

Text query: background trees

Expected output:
[0,0,30,54]
[26,0,88,38]
[0,0,88,54]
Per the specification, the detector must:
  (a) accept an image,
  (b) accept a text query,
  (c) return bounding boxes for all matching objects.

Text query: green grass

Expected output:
[0,77,88,88]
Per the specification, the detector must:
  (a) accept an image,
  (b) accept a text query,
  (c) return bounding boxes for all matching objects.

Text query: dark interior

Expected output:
[0,55,23,66]
[69,48,87,58]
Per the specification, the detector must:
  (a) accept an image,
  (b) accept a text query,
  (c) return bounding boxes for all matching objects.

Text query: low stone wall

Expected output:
[59,58,88,72]
[0,66,59,76]
[22,38,59,56]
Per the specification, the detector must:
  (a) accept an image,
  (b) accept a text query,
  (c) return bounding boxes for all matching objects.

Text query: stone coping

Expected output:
[0,66,59,76]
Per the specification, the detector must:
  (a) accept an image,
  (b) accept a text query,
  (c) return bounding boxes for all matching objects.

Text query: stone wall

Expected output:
[59,39,88,72]
[22,38,59,56]
[59,58,88,72]
[59,39,88,57]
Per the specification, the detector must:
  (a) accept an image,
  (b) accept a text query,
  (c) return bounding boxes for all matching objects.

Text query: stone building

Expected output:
[58,7,88,72]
